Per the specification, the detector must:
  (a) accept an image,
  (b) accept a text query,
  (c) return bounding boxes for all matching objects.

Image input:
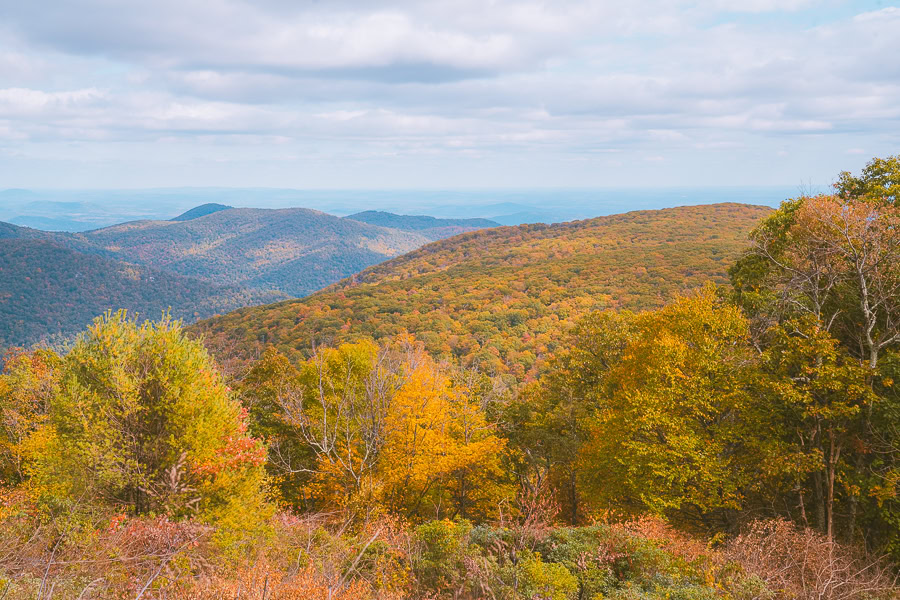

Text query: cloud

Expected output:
[0,1,897,187]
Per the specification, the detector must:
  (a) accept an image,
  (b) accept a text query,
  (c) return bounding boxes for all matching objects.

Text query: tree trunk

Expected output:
[825,435,842,543]
[569,470,578,525]
[812,471,827,534]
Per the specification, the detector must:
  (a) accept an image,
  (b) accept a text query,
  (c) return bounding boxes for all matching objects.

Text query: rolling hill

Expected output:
[193,203,771,379]
[0,238,285,347]
[171,203,233,221]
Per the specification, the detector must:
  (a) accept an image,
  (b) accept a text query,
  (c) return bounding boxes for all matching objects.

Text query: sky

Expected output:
[0,0,897,190]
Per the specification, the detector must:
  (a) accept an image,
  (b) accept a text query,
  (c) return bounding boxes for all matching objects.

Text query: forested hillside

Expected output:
[0,239,285,346]
[78,207,429,296]
[195,203,770,377]
[0,207,500,346]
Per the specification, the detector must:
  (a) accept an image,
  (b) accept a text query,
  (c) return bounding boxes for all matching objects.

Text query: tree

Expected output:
[577,289,764,529]
[244,337,509,520]
[268,340,399,513]
[728,156,900,548]
[27,311,269,533]
[836,154,900,205]
[503,310,636,524]
[239,347,317,509]
[732,161,900,368]
[379,350,508,520]
[761,318,873,541]
[0,349,60,485]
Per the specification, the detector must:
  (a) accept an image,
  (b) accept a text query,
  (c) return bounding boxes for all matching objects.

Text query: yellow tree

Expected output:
[579,288,762,529]
[379,348,508,521]
[25,312,270,539]
[0,349,60,485]
[282,340,399,512]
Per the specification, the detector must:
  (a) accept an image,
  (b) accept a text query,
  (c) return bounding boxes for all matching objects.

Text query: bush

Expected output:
[517,550,578,600]
[412,519,472,594]
[725,519,898,600]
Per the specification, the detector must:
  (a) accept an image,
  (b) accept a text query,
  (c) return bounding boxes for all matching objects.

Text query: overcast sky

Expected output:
[0,0,897,189]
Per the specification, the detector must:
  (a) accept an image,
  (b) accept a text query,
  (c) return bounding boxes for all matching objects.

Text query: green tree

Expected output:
[761,318,874,541]
[239,347,317,510]
[27,311,270,533]
[730,158,900,547]
[503,310,636,524]
[836,154,900,205]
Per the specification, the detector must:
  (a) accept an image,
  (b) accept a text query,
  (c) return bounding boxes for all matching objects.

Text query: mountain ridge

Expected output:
[0,205,501,345]
[171,203,233,221]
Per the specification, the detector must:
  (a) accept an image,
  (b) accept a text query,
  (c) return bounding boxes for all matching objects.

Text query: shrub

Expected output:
[517,551,578,600]
[725,519,898,600]
[412,519,472,594]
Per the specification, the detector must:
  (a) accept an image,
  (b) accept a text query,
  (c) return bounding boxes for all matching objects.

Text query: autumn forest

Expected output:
[3,156,900,599]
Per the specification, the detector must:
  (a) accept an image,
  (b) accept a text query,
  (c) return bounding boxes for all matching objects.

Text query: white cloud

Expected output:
[0,87,105,115]
[0,0,897,187]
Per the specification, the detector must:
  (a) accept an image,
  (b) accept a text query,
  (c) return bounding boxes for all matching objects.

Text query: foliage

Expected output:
[727,157,900,550]
[380,352,508,520]
[759,318,874,540]
[516,551,578,600]
[0,497,791,600]
[836,154,900,205]
[23,312,271,541]
[503,310,636,524]
[576,288,762,524]
[0,348,59,484]
[240,338,510,521]
[196,203,770,378]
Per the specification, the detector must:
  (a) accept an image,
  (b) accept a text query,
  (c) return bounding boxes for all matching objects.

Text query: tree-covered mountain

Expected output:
[75,207,433,297]
[345,210,499,240]
[194,203,771,378]
[0,206,503,346]
[0,238,285,346]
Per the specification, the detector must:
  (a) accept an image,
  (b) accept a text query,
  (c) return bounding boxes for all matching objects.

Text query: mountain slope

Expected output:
[345,211,499,240]
[79,207,431,296]
[0,239,285,346]
[172,203,233,221]
[193,203,771,377]
[0,206,502,345]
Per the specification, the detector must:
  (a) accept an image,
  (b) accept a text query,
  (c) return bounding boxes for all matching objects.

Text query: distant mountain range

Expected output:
[346,211,500,240]
[0,207,497,346]
[0,187,794,232]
